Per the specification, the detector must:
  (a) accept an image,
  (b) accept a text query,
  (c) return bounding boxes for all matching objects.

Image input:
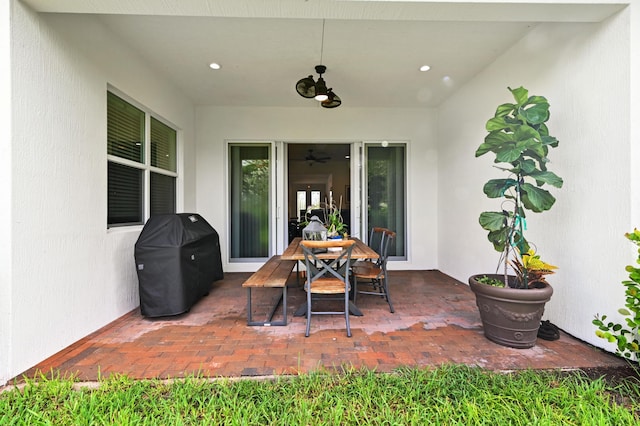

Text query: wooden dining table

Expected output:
[281,237,379,262]
[281,237,379,316]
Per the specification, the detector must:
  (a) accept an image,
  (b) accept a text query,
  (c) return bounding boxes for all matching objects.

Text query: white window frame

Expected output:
[107,87,180,228]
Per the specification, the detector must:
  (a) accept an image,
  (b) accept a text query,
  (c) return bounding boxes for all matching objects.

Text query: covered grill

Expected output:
[134,213,223,317]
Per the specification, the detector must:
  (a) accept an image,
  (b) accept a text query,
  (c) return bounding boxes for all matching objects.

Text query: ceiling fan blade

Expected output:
[321,89,341,108]
[296,76,316,98]
[305,149,331,163]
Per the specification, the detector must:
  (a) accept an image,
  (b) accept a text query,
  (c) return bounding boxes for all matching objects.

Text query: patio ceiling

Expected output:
[22,0,625,108]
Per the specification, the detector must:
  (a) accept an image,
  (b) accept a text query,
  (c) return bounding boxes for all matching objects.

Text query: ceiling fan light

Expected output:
[314,77,328,101]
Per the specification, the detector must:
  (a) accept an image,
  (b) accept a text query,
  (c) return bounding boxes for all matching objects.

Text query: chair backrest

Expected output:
[300,239,356,284]
[379,229,396,270]
[368,227,387,264]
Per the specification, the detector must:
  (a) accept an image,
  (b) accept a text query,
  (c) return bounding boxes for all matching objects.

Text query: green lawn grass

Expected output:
[1,365,638,425]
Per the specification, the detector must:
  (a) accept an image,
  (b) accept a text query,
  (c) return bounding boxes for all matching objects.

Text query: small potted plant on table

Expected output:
[468,86,563,349]
[326,198,348,239]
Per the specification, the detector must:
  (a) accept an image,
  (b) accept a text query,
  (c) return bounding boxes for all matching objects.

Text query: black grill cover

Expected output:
[134,213,223,317]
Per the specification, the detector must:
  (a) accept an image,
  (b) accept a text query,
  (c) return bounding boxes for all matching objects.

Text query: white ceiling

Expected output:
[22,0,625,108]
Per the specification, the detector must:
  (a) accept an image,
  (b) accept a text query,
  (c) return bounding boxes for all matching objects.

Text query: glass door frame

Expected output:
[360,140,409,260]
[275,141,363,252]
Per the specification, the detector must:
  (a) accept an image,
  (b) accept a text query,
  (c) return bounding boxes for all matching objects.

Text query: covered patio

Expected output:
[3,0,639,386]
[18,271,628,382]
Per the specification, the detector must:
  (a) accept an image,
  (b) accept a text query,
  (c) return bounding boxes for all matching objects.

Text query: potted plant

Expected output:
[303,197,348,239]
[468,86,563,348]
[325,197,348,238]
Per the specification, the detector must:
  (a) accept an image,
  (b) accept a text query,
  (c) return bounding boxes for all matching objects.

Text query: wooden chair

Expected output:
[353,227,386,270]
[300,239,356,337]
[352,229,395,313]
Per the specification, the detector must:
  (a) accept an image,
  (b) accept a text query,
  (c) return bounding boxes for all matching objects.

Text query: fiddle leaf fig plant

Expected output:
[476,86,563,288]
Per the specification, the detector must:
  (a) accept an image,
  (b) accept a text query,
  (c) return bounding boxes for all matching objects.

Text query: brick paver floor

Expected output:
[17,271,629,381]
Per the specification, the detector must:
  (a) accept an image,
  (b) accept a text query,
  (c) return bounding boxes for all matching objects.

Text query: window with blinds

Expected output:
[107,91,178,227]
[150,117,177,172]
[108,162,143,225]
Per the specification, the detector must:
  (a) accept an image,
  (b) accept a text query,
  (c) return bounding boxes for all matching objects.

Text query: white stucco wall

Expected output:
[4,4,196,383]
[195,106,438,272]
[1,0,13,383]
[632,3,640,230]
[437,12,634,351]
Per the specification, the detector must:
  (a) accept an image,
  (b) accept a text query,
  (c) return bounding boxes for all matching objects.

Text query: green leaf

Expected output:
[537,122,549,136]
[522,149,548,172]
[528,171,564,188]
[516,159,537,174]
[521,102,550,125]
[619,308,632,316]
[520,183,556,212]
[541,135,559,148]
[475,144,492,157]
[485,130,515,144]
[487,228,509,252]
[476,132,513,157]
[522,140,547,161]
[495,103,516,118]
[527,95,549,106]
[483,179,517,198]
[486,117,510,132]
[513,129,545,158]
[479,211,507,232]
[509,86,528,105]
[495,143,524,163]
[512,231,530,254]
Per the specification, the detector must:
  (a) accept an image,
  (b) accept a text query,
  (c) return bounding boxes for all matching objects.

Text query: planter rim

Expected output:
[468,274,553,301]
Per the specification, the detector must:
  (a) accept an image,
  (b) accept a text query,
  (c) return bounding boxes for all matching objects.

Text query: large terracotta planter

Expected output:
[468,274,553,349]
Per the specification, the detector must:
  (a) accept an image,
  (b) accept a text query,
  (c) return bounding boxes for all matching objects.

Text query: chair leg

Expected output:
[345,292,351,337]
[305,290,312,337]
[352,274,358,304]
[382,275,395,313]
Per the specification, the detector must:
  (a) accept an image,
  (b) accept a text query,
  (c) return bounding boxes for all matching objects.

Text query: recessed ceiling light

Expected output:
[209,63,221,70]
[419,65,431,72]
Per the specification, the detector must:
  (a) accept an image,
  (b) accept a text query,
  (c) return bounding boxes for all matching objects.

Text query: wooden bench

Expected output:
[242,255,296,326]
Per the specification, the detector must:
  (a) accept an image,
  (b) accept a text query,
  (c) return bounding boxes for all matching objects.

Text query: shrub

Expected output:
[593,229,640,359]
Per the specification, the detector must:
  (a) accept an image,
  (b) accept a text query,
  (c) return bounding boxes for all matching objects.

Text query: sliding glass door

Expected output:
[227,141,406,262]
[365,143,406,258]
[229,144,271,261]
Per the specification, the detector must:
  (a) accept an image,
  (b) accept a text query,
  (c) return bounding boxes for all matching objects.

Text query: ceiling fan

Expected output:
[295,65,342,108]
[294,21,342,108]
[305,149,331,164]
